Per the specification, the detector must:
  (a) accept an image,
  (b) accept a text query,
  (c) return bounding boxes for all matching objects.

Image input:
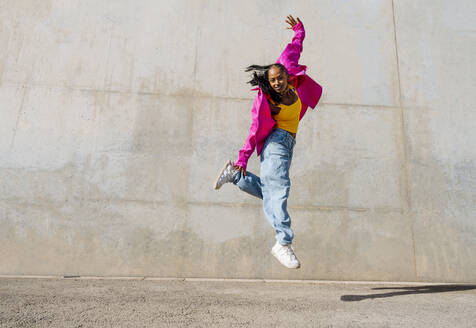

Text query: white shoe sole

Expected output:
[271,248,301,269]
[213,160,232,190]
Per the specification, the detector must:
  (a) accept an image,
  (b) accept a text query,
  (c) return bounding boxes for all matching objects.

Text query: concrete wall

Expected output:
[1,0,475,282]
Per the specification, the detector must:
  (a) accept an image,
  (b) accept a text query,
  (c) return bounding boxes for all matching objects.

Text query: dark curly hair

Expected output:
[245,63,288,105]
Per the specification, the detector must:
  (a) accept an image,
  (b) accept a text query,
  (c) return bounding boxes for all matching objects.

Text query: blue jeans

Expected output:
[232,128,296,246]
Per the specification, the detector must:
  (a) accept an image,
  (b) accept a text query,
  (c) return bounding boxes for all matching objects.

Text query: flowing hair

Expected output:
[245,63,288,105]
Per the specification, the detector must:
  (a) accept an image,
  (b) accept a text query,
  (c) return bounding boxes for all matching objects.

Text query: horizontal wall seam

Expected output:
[2,80,399,110]
[1,198,403,213]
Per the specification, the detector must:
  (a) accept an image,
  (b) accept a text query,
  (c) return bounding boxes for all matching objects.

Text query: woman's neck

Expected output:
[280,87,297,105]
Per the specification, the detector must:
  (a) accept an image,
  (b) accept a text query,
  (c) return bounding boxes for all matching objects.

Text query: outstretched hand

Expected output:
[285,15,301,29]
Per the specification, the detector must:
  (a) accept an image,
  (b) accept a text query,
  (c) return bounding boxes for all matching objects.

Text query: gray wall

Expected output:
[1,0,475,282]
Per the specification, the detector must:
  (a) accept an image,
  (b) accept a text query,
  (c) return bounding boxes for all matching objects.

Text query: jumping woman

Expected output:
[213,15,323,269]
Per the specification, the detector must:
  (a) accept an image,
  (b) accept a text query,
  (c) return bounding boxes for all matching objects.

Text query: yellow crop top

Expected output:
[273,84,301,134]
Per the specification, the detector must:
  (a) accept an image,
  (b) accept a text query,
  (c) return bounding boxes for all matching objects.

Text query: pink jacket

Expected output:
[235,21,323,170]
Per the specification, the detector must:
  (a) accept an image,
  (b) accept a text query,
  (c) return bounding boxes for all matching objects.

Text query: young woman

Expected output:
[213,15,323,269]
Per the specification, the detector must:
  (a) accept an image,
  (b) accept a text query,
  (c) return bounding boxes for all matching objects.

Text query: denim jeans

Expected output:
[232,128,296,246]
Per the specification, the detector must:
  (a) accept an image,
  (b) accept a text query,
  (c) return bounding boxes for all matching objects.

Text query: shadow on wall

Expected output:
[341,285,476,302]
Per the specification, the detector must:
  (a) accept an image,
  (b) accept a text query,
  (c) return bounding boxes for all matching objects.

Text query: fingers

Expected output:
[287,15,297,25]
[285,15,300,29]
[233,165,247,176]
[285,16,292,28]
[289,15,297,25]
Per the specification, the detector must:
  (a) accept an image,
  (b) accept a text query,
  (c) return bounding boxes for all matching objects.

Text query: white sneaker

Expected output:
[213,160,238,190]
[271,241,301,269]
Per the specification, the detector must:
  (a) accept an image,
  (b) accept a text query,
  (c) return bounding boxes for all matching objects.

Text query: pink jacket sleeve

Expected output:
[235,92,262,171]
[276,21,306,75]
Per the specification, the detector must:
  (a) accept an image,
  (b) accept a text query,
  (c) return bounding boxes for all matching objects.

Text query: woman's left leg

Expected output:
[260,132,295,246]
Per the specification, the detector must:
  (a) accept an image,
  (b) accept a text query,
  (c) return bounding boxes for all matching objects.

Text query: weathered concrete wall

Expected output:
[1,0,475,282]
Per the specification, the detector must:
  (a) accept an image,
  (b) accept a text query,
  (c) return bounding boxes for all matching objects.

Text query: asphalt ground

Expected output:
[0,277,475,327]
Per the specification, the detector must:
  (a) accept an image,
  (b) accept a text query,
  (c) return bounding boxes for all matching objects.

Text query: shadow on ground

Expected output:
[341,284,476,302]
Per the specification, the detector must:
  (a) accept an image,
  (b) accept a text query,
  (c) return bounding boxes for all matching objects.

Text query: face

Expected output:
[267,66,288,94]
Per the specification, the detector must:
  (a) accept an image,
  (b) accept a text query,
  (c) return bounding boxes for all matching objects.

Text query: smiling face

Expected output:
[267,65,288,94]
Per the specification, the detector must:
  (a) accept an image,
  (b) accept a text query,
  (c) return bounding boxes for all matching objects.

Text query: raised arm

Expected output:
[276,15,306,75]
